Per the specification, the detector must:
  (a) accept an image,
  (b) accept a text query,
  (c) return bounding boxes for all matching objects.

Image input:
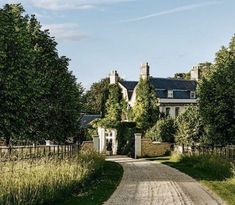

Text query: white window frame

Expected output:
[167,90,173,98]
[190,91,196,99]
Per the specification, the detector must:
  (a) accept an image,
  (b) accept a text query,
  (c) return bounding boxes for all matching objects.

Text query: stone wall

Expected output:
[81,141,94,151]
[141,138,171,157]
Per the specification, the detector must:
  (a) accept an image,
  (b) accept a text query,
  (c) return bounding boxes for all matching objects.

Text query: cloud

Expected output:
[29,0,135,11]
[119,1,222,23]
[42,24,88,41]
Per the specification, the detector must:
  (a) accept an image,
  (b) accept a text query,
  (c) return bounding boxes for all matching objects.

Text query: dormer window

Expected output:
[190,91,196,98]
[168,90,173,98]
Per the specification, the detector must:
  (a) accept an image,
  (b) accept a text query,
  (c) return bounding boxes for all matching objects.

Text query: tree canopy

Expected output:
[175,106,204,146]
[83,78,109,116]
[132,78,159,131]
[199,35,235,145]
[0,4,82,145]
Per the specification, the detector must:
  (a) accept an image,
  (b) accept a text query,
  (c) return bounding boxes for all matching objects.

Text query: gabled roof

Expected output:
[80,114,101,128]
[120,81,138,90]
[119,77,197,100]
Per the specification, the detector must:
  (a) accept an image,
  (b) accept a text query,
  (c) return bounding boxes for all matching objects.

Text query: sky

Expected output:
[1,0,235,89]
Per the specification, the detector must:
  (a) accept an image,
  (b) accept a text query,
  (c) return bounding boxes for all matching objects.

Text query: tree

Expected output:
[145,117,176,142]
[175,106,204,146]
[97,83,122,128]
[0,4,83,145]
[132,78,159,131]
[199,35,235,145]
[0,4,32,145]
[83,78,109,115]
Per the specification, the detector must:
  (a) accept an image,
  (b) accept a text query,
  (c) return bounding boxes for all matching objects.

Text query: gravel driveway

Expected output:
[105,156,224,205]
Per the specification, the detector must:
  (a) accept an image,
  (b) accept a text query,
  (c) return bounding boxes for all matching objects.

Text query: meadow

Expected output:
[0,149,105,205]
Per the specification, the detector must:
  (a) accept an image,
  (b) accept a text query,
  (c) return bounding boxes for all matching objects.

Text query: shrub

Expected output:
[174,154,234,180]
[145,117,176,142]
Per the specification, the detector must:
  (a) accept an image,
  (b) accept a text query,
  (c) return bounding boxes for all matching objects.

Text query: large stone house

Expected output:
[110,63,198,118]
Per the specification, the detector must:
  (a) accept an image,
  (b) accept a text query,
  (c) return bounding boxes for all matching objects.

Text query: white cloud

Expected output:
[119,1,222,23]
[42,24,88,41]
[29,0,135,11]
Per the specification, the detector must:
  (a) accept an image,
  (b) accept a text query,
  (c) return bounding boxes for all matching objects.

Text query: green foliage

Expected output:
[116,122,136,155]
[169,154,233,181]
[96,84,122,128]
[145,117,176,142]
[0,150,105,205]
[199,35,235,145]
[83,78,109,115]
[0,4,82,145]
[61,161,123,205]
[175,106,204,146]
[133,78,159,131]
[174,72,190,80]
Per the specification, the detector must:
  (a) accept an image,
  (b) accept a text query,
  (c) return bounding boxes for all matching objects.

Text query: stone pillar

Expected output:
[93,135,99,152]
[98,127,106,153]
[135,133,142,158]
[111,129,118,155]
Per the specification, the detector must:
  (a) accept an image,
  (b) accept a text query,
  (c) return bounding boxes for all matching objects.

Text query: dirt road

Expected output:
[105,156,224,205]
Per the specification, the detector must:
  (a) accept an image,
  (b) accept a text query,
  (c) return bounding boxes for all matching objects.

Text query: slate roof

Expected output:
[120,77,197,100]
[80,114,101,128]
[150,78,196,91]
[121,81,138,90]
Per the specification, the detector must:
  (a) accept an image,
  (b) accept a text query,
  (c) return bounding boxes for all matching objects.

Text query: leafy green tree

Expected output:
[133,78,159,131]
[0,4,83,145]
[175,106,204,146]
[145,117,176,142]
[100,84,122,127]
[0,4,32,145]
[83,78,109,115]
[199,36,235,145]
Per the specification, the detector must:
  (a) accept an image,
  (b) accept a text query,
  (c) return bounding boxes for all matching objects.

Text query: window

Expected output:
[168,90,173,98]
[175,107,180,117]
[190,91,196,98]
[166,107,170,117]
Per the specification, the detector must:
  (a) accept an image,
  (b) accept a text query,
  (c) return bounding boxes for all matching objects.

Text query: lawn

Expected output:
[61,160,123,205]
[157,154,235,205]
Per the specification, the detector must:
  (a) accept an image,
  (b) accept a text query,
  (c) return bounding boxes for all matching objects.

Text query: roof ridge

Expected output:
[151,77,196,82]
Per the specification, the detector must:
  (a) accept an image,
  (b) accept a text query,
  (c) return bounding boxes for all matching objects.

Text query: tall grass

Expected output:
[170,153,234,180]
[0,149,105,205]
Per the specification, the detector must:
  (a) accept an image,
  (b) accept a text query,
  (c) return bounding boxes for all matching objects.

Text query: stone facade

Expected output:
[141,138,171,157]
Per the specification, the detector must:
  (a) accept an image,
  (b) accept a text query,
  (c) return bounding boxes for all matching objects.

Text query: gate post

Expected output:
[93,135,100,152]
[135,133,142,159]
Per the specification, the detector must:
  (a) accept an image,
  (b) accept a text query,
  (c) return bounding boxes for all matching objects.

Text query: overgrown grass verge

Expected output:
[60,161,123,205]
[163,154,235,205]
[61,160,123,205]
[0,149,105,205]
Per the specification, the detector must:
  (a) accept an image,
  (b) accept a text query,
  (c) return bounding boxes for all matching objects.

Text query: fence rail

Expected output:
[176,145,235,161]
[0,144,79,162]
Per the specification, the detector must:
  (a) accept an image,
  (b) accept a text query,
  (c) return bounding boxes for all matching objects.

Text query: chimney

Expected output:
[190,66,200,81]
[110,70,119,84]
[140,62,150,80]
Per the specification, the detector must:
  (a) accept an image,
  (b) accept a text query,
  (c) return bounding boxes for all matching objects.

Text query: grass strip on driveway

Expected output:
[61,160,123,205]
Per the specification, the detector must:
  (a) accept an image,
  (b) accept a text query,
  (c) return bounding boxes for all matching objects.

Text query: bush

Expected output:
[116,122,136,155]
[145,117,176,142]
[0,150,105,205]
[174,154,234,180]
